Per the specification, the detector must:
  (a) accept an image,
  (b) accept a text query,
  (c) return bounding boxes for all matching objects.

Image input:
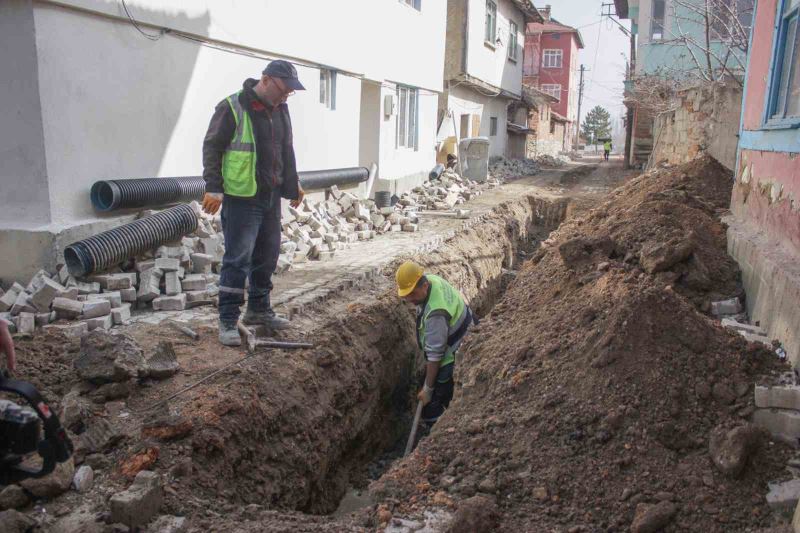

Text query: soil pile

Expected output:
[370,156,791,531]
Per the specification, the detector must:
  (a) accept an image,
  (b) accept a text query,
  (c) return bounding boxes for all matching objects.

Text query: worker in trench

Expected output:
[396,261,475,425]
[200,60,306,346]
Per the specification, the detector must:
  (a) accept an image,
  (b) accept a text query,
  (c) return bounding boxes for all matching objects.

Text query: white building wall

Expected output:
[448,85,509,159]
[464,0,525,95]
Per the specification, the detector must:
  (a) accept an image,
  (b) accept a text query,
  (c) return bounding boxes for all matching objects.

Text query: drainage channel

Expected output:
[184,194,569,518]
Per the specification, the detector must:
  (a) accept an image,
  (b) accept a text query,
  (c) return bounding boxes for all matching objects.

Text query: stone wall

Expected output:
[649,83,742,170]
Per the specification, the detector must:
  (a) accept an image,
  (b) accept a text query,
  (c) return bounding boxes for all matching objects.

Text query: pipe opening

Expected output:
[63,247,88,278]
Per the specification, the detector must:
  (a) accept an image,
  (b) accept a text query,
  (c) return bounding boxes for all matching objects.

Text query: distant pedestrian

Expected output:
[603,140,612,161]
[201,60,306,346]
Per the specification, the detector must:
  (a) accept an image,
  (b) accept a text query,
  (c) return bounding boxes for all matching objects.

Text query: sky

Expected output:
[545,0,632,135]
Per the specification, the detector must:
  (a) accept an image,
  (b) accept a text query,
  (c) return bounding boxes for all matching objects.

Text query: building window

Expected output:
[485,1,497,44]
[397,85,418,149]
[320,69,336,110]
[768,0,800,123]
[400,0,421,10]
[490,117,498,136]
[542,49,563,68]
[540,83,561,101]
[712,0,754,39]
[508,21,518,61]
[651,0,665,40]
[550,120,556,134]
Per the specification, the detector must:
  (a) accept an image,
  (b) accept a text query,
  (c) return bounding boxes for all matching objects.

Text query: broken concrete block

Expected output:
[156,246,183,259]
[58,264,70,285]
[109,470,163,528]
[390,224,402,232]
[82,300,111,319]
[753,408,800,445]
[154,258,180,272]
[711,297,742,317]
[402,223,419,232]
[721,318,766,336]
[58,287,79,300]
[42,322,88,339]
[317,250,336,261]
[0,290,18,313]
[328,184,342,200]
[742,332,773,346]
[106,273,137,290]
[10,292,36,315]
[75,281,101,295]
[89,291,122,309]
[379,206,395,216]
[146,341,180,379]
[53,297,84,319]
[86,314,113,332]
[180,274,206,292]
[16,313,35,335]
[164,272,182,296]
[184,290,210,304]
[190,253,213,274]
[35,312,53,327]
[112,304,132,325]
[767,479,800,515]
[137,269,163,302]
[31,278,65,312]
[120,288,137,303]
[755,385,800,410]
[135,259,156,273]
[152,294,187,311]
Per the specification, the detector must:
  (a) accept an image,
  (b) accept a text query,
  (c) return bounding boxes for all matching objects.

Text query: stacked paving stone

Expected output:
[387,169,490,215]
[488,156,542,180]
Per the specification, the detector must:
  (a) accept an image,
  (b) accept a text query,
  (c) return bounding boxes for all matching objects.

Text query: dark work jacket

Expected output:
[202,78,300,201]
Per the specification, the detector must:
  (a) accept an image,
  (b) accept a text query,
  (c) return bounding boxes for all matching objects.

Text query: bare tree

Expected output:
[659,0,753,87]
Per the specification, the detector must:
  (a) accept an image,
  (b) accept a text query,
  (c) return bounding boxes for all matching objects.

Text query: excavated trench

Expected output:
[186,193,570,516]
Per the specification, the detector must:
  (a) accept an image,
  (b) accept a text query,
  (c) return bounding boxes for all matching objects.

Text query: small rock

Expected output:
[19,457,75,497]
[532,486,549,501]
[709,424,761,478]
[0,509,36,533]
[0,485,29,511]
[147,515,187,533]
[631,501,677,533]
[72,465,94,492]
[74,330,147,384]
[110,470,163,528]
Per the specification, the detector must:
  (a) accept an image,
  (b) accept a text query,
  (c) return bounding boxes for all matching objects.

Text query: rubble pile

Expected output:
[487,156,541,180]
[369,156,794,531]
[387,169,491,214]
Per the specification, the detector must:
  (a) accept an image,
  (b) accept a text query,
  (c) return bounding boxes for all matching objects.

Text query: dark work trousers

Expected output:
[421,362,454,424]
[218,190,281,327]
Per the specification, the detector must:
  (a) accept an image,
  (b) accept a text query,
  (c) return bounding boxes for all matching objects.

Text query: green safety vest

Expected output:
[418,275,466,368]
[604,142,612,151]
[222,91,258,197]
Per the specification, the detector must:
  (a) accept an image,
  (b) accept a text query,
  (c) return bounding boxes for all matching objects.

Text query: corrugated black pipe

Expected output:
[91,168,368,211]
[429,164,445,180]
[64,205,198,277]
[299,167,369,191]
[91,177,205,212]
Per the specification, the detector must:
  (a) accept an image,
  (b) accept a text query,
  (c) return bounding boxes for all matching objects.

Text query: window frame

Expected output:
[485,0,497,45]
[540,83,562,101]
[396,85,419,150]
[651,0,666,40]
[542,49,563,68]
[508,20,518,61]
[764,0,800,128]
[319,69,337,110]
[399,0,421,11]
[489,116,498,136]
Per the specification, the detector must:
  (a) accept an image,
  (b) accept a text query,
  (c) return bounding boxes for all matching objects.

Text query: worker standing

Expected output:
[396,261,474,424]
[603,140,612,161]
[201,60,306,346]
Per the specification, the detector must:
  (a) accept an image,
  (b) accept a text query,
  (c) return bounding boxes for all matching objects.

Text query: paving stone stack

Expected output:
[488,156,543,181]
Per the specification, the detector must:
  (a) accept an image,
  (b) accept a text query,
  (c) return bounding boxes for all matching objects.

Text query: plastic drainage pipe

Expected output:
[90,177,206,212]
[298,167,370,191]
[64,204,198,277]
[91,167,370,211]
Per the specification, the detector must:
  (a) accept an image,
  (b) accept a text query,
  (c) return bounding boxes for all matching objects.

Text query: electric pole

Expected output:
[575,64,586,152]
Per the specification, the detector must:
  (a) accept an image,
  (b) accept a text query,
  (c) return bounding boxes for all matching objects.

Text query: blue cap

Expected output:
[263,60,305,91]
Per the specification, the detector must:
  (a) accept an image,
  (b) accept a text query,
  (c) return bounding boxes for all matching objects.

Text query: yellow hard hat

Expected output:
[396,261,424,297]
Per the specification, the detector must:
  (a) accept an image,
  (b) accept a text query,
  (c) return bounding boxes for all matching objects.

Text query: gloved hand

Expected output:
[202,192,223,214]
[289,185,305,209]
[417,384,434,406]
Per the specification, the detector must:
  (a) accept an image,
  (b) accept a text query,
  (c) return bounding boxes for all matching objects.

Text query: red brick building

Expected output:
[523,6,583,150]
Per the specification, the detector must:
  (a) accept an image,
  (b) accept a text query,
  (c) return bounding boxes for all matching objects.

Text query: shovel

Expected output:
[403,401,424,457]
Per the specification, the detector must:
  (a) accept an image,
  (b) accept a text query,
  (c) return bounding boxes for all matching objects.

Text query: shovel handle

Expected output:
[404,401,424,457]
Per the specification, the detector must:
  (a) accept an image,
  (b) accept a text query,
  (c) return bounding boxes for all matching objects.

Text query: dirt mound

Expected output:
[370,156,791,531]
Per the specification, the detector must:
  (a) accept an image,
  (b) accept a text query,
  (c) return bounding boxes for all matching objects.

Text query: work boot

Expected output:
[218,322,241,347]
[242,307,292,330]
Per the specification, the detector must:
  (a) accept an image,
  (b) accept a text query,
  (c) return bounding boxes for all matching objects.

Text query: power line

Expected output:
[120,0,164,41]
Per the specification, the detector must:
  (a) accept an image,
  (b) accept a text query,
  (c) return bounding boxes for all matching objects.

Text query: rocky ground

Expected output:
[2,156,794,532]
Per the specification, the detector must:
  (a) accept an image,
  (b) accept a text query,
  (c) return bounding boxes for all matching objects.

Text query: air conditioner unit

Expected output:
[384,94,396,117]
